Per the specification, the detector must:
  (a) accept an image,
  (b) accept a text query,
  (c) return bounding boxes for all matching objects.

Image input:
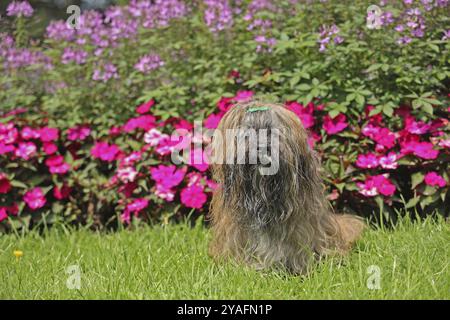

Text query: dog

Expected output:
[208,100,365,274]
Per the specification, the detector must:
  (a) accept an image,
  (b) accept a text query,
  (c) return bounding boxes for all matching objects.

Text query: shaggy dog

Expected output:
[208,100,365,274]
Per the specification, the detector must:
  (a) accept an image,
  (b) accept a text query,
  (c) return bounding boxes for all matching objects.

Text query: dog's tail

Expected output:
[335,214,366,251]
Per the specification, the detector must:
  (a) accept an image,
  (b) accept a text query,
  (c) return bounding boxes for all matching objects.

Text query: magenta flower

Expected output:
[0,208,7,222]
[42,142,58,155]
[234,90,254,102]
[188,148,209,172]
[15,142,37,160]
[150,165,186,189]
[356,153,379,169]
[379,152,399,169]
[438,139,450,148]
[21,127,40,140]
[53,184,71,200]
[155,136,178,156]
[117,167,138,183]
[136,99,155,114]
[91,142,120,162]
[7,1,33,17]
[323,114,348,135]
[401,141,439,160]
[67,126,91,141]
[23,187,46,210]
[286,102,314,129]
[123,115,156,132]
[373,128,396,149]
[144,128,168,147]
[204,113,222,129]
[45,155,70,175]
[155,184,175,202]
[0,143,15,155]
[121,198,149,224]
[357,174,396,197]
[39,127,59,142]
[424,172,447,188]
[405,118,430,135]
[0,123,18,144]
[180,185,207,209]
[0,173,11,194]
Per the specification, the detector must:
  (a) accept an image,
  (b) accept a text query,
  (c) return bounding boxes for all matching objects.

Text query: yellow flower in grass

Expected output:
[13,250,23,261]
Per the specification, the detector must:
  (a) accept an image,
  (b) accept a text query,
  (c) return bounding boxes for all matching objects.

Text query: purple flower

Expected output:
[204,0,234,32]
[61,48,88,65]
[6,1,33,18]
[93,63,119,82]
[134,54,164,74]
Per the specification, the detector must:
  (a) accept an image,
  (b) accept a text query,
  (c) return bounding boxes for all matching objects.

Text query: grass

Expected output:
[0,216,449,299]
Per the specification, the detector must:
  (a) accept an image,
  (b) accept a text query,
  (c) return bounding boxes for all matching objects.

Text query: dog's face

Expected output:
[210,101,320,229]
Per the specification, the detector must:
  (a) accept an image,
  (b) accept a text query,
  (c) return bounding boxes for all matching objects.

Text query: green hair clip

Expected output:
[246,106,269,113]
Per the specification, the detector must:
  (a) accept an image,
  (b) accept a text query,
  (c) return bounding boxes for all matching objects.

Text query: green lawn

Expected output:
[0,216,449,299]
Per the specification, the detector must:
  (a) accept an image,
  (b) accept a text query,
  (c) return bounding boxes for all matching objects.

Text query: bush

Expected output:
[0,0,449,231]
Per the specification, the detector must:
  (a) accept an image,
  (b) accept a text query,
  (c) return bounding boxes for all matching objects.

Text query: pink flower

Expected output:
[21,127,40,140]
[401,141,439,160]
[357,174,396,197]
[189,148,209,172]
[67,125,91,141]
[45,155,70,174]
[0,208,7,222]
[39,127,59,142]
[144,128,168,146]
[204,113,222,129]
[424,172,447,188]
[438,139,450,148]
[150,165,186,189]
[174,119,193,131]
[180,185,207,209]
[356,153,379,169]
[120,151,142,167]
[23,187,46,210]
[373,128,396,149]
[323,114,348,134]
[42,142,58,155]
[155,136,177,155]
[121,198,149,223]
[123,115,156,132]
[0,143,15,155]
[117,167,138,183]
[379,152,399,169]
[136,99,155,114]
[217,97,233,112]
[53,184,71,200]
[234,90,253,102]
[91,142,120,162]
[405,117,430,135]
[15,142,37,160]
[0,123,18,144]
[0,173,11,194]
[286,102,314,129]
[155,184,175,202]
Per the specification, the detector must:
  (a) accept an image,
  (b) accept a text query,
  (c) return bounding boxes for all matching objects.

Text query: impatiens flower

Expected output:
[189,148,209,172]
[0,123,18,144]
[234,90,254,102]
[67,126,91,141]
[150,165,186,189]
[401,141,439,159]
[144,128,168,146]
[53,184,71,200]
[45,155,70,174]
[15,142,37,160]
[405,118,430,135]
[155,184,175,202]
[39,127,59,142]
[424,172,447,188]
[217,96,233,112]
[155,136,177,155]
[180,185,207,209]
[356,153,379,169]
[438,139,450,148]
[122,115,156,132]
[42,142,58,155]
[174,119,194,131]
[357,174,396,197]
[379,152,399,169]
[136,99,155,114]
[120,152,142,167]
[23,187,46,210]
[0,173,11,194]
[91,142,120,162]
[0,208,7,222]
[204,113,222,129]
[286,101,314,129]
[0,143,15,155]
[21,127,40,140]
[323,114,348,135]
[117,166,138,183]
[373,128,396,149]
[121,198,149,224]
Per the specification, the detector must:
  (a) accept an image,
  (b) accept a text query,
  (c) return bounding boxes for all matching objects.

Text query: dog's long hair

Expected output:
[209,101,364,274]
